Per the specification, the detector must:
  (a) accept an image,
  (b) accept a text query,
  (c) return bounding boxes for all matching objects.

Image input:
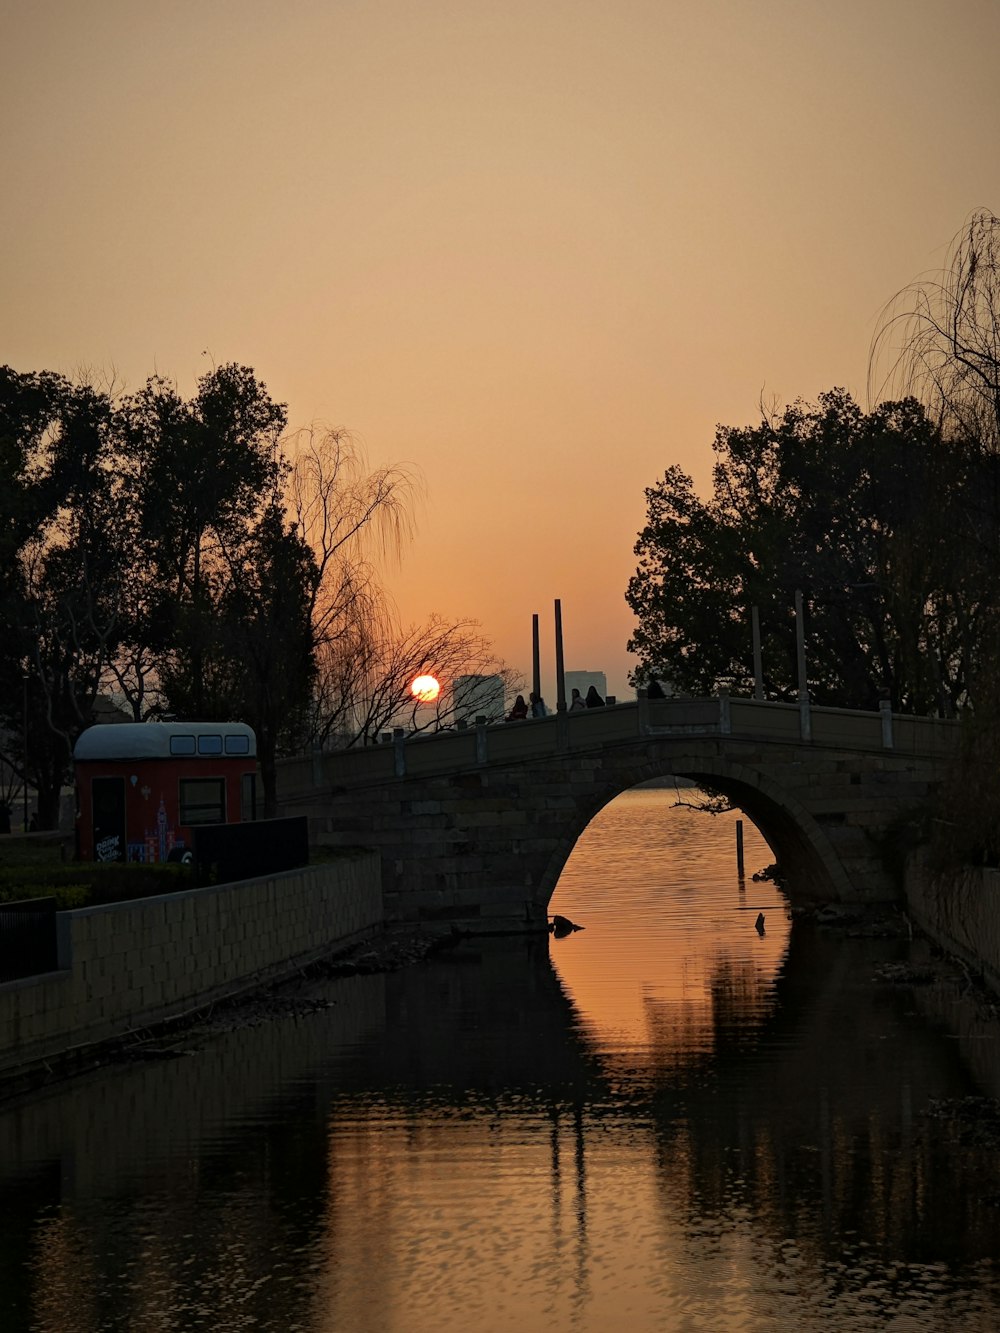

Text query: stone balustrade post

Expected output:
[719,688,731,736]
[637,687,650,734]
[879,698,894,750]
[799,690,811,742]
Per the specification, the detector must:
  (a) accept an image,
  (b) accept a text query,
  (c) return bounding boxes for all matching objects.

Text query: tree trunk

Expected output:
[257,726,279,820]
[34,764,64,831]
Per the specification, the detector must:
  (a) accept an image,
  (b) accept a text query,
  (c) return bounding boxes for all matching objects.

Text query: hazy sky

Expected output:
[4,0,998,699]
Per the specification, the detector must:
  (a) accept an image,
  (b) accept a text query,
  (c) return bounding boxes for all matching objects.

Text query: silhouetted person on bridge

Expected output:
[569,688,586,711]
[646,679,666,698]
[530,692,549,717]
[585,685,605,708]
[507,695,528,721]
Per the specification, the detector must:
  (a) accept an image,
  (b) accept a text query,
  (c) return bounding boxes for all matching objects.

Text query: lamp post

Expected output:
[795,588,811,742]
[751,605,764,700]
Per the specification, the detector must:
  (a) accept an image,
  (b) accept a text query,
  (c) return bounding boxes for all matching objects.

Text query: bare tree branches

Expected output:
[313,612,523,747]
[287,425,419,632]
[870,209,1000,452]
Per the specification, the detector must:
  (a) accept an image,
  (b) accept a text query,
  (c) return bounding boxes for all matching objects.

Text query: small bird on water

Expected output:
[755,912,766,936]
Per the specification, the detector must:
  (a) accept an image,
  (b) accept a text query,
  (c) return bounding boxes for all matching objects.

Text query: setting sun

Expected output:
[410,674,440,703]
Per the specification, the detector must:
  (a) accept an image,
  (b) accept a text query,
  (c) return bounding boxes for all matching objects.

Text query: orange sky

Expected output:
[3,0,998,699]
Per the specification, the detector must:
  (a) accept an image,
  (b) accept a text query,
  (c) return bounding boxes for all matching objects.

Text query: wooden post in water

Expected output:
[736,818,745,878]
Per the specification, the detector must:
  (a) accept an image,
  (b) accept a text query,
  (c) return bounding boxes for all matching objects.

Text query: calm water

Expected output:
[4,788,1000,1331]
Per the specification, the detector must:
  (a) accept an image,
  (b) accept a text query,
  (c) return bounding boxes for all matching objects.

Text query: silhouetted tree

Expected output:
[216,503,319,815]
[116,363,289,719]
[287,426,415,740]
[871,210,1000,864]
[1,359,516,828]
[286,429,524,744]
[627,391,988,714]
[0,368,127,826]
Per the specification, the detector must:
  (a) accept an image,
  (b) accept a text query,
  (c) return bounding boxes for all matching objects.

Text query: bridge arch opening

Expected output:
[545,780,794,1050]
[546,779,770,910]
[539,754,852,924]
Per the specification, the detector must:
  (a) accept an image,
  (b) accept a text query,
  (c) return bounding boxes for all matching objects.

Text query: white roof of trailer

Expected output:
[73,722,256,761]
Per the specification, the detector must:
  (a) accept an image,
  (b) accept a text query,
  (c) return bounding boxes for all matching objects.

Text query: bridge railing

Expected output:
[276,695,958,797]
[883,713,958,757]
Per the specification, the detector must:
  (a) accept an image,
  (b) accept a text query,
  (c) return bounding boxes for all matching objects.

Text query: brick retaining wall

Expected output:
[0,853,383,1078]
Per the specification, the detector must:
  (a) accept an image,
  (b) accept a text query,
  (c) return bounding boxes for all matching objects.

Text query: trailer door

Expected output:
[92,777,127,862]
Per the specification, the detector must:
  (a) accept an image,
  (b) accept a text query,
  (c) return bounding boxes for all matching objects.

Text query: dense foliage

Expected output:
[627,390,1000,713]
[0,364,311,821]
[628,208,1000,868]
[0,363,518,828]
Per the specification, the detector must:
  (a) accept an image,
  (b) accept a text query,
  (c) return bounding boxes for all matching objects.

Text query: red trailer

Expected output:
[73,722,257,863]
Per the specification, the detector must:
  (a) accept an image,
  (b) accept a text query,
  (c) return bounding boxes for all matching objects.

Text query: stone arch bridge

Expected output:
[276,696,956,933]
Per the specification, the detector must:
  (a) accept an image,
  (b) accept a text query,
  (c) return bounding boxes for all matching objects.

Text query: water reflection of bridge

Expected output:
[7,928,999,1330]
[278,696,956,930]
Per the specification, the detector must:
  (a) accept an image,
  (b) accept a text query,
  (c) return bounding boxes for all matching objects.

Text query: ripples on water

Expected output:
[4,787,1000,1331]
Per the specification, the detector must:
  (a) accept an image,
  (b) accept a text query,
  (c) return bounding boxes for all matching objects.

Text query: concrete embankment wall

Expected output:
[0,853,382,1078]
[905,854,1000,995]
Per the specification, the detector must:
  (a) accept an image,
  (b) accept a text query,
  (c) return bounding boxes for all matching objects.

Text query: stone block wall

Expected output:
[296,733,942,931]
[905,855,1000,994]
[0,853,382,1077]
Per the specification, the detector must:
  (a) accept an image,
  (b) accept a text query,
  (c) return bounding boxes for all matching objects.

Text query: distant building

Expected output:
[565,670,608,701]
[451,674,505,725]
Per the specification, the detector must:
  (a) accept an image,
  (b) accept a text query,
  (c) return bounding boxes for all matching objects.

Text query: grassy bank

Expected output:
[0,835,188,908]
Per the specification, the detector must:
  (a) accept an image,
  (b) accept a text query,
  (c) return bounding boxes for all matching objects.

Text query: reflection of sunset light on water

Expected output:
[17,778,1000,1332]
[548,787,791,1075]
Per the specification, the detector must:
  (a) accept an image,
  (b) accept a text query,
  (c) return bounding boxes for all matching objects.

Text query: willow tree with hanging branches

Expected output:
[286,425,418,746]
[870,209,1000,866]
[870,208,1000,455]
[286,427,521,747]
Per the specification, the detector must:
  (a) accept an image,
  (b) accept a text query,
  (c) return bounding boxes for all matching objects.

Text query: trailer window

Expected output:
[179,778,225,825]
[197,734,223,755]
[226,734,251,755]
[169,735,197,756]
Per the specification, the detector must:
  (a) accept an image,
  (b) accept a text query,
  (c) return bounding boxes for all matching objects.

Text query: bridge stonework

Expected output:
[276,697,955,934]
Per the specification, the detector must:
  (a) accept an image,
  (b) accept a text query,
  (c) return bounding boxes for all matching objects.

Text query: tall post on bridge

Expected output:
[751,606,764,701]
[532,613,541,704]
[554,598,567,712]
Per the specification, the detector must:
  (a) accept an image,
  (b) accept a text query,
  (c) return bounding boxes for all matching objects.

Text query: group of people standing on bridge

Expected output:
[506,685,606,721]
